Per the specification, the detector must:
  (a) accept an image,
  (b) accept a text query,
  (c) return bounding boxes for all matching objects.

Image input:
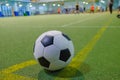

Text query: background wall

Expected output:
[0,0,119,17]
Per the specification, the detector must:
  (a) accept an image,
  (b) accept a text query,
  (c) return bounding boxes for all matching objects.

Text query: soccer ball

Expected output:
[33,30,74,71]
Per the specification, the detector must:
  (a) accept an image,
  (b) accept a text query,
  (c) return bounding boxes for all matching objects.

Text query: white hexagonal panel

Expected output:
[44,45,60,62]
[54,34,70,50]
[34,42,44,59]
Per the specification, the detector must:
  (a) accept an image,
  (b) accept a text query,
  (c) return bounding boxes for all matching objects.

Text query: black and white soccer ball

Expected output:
[33,30,74,71]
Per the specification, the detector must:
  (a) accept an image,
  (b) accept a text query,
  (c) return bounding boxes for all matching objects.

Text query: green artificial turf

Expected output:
[0,12,120,80]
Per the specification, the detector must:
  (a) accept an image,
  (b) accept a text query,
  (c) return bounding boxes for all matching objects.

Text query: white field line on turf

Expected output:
[61,14,105,27]
[61,26,120,28]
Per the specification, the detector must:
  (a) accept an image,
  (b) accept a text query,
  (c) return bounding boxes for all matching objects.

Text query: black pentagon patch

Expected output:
[41,35,54,47]
[38,57,50,68]
[60,48,71,62]
[62,33,71,41]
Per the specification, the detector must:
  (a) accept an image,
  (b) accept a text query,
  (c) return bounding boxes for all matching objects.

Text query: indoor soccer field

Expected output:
[0,12,120,80]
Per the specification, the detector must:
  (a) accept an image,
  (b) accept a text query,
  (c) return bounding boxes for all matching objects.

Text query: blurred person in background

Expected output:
[108,0,114,14]
[117,0,120,18]
[90,4,95,13]
[57,7,61,14]
[97,6,100,12]
[76,3,79,14]
[118,0,120,14]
